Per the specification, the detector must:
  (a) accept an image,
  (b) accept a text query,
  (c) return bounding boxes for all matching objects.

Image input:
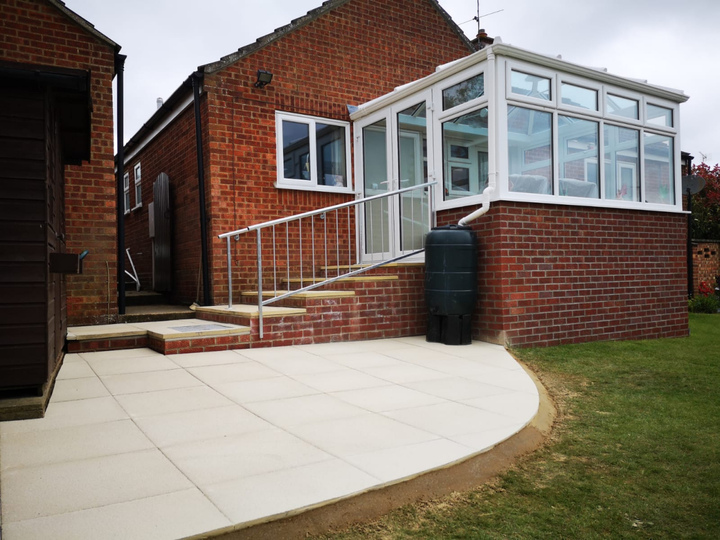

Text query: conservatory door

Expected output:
[359,97,431,262]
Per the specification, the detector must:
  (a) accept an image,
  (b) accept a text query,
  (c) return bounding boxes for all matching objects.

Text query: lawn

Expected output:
[317,313,720,539]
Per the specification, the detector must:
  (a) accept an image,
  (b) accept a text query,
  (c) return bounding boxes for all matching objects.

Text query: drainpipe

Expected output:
[115,53,127,316]
[458,186,494,226]
[191,72,212,306]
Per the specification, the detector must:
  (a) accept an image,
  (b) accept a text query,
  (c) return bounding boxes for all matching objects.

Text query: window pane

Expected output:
[606,94,638,119]
[397,102,428,251]
[644,133,674,205]
[511,70,551,100]
[507,106,552,194]
[442,107,489,201]
[558,116,599,198]
[647,104,673,127]
[561,83,597,111]
[282,120,310,180]
[604,125,640,201]
[363,119,388,255]
[442,73,484,110]
[316,123,346,186]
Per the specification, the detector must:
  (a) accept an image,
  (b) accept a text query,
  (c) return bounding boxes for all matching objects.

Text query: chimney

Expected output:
[156,97,163,110]
[475,29,494,50]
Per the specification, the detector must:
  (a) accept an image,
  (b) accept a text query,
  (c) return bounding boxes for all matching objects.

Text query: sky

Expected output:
[63,0,720,165]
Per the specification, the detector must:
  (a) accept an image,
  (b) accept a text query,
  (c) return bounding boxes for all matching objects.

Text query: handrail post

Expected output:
[257,229,264,339]
[226,236,232,308]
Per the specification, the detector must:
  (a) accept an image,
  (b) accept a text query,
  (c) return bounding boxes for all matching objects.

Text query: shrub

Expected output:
[689,294,720,313]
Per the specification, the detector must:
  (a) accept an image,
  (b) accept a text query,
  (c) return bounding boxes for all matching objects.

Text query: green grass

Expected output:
[317,314,720,539]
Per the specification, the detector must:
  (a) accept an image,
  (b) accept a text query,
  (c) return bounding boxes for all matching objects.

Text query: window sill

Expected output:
[275,181,355,195]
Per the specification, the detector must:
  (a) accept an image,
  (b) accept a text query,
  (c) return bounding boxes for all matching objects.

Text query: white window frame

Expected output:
[275,112,353,194]
[133,162,142,209]
[123,172,130,215]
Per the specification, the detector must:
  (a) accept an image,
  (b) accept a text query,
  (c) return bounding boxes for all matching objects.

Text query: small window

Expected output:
[508,106,553,195]
[561,83,598,111]
[442,73,484,110]
[558,116,599,199]
[647,104,673,127]
[511,70,551,101]
[123,172,130,214]
[442,107,489,200]
[644,133,674,205]
[606,94,639,120]
[277,113,350,191]
[133,163,142,208]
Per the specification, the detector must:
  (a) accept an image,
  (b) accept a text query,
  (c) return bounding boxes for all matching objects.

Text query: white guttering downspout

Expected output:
[459,47,497,226]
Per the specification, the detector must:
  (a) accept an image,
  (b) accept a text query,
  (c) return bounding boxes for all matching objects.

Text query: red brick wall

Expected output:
[438,202,689,347]
[1,0,118,324]
[124,0,472,305]
[693,241,719,294]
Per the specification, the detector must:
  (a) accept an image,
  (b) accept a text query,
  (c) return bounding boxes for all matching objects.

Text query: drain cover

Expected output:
[169,323,230,333]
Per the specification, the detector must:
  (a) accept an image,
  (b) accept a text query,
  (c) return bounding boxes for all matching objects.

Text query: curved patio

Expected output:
[0,337,551,540]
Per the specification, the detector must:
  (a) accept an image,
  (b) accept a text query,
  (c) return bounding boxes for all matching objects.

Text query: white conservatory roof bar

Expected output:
[351,42,689,214]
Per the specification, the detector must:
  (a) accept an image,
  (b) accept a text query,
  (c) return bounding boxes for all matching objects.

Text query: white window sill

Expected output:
[275,181,354,195]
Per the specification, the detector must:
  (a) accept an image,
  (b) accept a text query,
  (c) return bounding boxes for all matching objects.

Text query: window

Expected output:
[561,83,598,111]
[644,133,674,205]
[276,112,351,192]
[442,107,489,200]
[508,106,553,194]
[647,104,673,127]
[558,116,599,198]
[604,125,640,201]
[442,73,484,110]
[123,172,130,214]
[606,94,639,120]
[511,70,551,101]
[133,163,142,208]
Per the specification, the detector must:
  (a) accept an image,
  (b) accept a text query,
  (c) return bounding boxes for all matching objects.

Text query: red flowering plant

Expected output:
[690,280,720,313]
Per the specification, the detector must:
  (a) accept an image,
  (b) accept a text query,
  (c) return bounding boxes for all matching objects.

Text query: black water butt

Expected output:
[425,225,478,345]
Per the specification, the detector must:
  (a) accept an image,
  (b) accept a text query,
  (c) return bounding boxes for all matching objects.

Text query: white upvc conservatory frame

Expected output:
[351,42,688,218]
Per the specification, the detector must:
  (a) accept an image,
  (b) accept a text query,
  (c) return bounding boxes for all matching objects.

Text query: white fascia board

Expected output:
[123,94,195,164]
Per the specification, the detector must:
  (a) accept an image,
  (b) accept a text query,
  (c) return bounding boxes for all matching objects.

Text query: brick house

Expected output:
[0,0,120,396]
[122,0,690,349]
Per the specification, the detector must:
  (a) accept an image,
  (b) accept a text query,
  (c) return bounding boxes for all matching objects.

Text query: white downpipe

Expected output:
[458,186,494,226]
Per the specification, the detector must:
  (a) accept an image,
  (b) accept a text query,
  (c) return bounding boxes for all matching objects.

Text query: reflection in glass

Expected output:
[606,94,639,120]
[561,83,597,111]
[644,133,674,205]
[647,104,673,127]
[397,102,428,251]
[507,106,552,194]
[282,121,310,179]
[442,73,484,110]
[604,125,639,201]
[511,71,551,100]
[442,107,489,200]
[558,116,599,198]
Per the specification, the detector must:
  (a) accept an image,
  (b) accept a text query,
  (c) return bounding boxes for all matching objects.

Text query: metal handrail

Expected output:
[218,181,436,338]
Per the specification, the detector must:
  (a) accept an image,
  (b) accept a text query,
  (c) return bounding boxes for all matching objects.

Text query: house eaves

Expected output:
[200,0,474,74]
[47,0,121,54]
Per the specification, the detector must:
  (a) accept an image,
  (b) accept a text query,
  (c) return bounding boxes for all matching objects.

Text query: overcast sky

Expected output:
[63,0,719,165]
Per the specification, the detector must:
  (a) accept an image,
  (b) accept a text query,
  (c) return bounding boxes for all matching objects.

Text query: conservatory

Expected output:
[350,42,687,262]
[349,41,689,348]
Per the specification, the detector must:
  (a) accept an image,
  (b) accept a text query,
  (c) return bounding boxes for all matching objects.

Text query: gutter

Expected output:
[115,53,127,316]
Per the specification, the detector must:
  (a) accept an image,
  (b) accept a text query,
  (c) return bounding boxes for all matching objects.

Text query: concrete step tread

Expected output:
[195,304,306,319]
[241,290,356,299]
[67,319,250,342]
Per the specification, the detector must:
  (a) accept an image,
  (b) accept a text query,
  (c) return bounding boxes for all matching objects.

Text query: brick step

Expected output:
[67,319,250,355]
[125,290,170,306]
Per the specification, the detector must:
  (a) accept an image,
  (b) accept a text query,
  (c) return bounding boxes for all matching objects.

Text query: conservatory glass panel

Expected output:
[507,106,553,194]
[511,71,551,100]
[644,133,674,205]
[558,116,599,198]
[606,94,639,120]
[442,107,489,201]
[442,73,484,110]
[362,119,389,255]
[561,83,598,111]
[397,102,428,251]
[647,104,673,127]
[604,125,639,201]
